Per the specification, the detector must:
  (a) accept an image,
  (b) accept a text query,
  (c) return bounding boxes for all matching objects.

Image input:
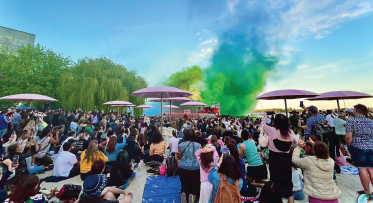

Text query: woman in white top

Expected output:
[168,130,179,156]
[35,129,59,166]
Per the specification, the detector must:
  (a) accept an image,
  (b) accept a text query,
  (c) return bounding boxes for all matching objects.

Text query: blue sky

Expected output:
[1,0,373,114]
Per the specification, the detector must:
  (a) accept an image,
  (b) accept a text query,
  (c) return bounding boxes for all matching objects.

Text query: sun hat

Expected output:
[83,174,107,197]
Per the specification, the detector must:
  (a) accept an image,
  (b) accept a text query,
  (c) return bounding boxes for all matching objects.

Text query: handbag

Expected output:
[58,184,82,201]
[258,125,269,148]
[176,141,192,160]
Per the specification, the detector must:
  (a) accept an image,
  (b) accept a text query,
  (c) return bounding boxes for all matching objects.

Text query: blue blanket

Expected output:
[142,175,181,203]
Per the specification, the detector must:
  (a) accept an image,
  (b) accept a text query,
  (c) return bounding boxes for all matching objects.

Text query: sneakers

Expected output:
[181,192,187,203]
[188,194,195,203]
[146,169,155,175]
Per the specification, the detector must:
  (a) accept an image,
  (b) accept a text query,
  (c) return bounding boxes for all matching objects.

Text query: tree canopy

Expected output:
[0,44,147,117]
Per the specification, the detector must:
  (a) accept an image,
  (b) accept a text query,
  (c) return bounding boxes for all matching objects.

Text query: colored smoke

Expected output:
[165,2,279,115]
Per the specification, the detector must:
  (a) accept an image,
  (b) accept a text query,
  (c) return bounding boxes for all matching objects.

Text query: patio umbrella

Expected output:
[136,105,154,116]
[180,101,207,115]
[0,94,58,109]
[307,91,373,111]
[103,101,134,113]
[150,97,191,120]
[131,86,192,133]
[256,89,319,116]
[162,105,179,109]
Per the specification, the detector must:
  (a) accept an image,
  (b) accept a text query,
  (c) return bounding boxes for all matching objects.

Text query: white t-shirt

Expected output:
[36,137,51,158]
[169,137,179,153]
[292,168,303,191]
[53,151,77,177]
[325,114,335,127]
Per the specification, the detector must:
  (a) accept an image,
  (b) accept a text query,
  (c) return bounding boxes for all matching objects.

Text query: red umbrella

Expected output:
[256,89,319,116]
[0,94,58,109]
[307,91,373,111]
[131,86,192,132]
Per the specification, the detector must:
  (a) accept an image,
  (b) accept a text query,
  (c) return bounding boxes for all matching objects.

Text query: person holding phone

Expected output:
[6,136,36,185]
[262,111,296,203]
[35,129,59,166]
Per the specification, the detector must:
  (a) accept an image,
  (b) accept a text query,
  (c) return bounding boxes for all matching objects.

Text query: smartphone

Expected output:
[12,155,19,167]
[267,111,275,116]
[300,101,304,107]
[305,134,309,142]
[130,159,135,165]
[31,129,34,133]
[222,148,229,156]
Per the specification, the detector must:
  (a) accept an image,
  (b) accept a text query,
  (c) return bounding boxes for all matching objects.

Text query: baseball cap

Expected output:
[307,105,318,112]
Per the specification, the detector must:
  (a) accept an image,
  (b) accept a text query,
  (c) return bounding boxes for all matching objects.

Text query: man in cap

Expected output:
[302,105,326,139]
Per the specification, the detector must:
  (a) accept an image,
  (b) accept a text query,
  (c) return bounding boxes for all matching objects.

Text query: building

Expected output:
[0,26,35,49]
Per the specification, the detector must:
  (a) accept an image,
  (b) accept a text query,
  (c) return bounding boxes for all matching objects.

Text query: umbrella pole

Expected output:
[284,98,288,117]
[29,101,32,109]
[337,99,340,112]
[169,102,172,121]
[160,93,163,135]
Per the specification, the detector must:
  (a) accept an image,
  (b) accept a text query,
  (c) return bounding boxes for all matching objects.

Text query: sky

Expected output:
[1,0,373,115]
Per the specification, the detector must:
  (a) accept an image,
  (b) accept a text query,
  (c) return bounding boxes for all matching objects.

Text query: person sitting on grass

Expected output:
[81,160,133,202]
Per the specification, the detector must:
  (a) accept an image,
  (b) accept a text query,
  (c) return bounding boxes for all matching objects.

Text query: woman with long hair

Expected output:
[80,140,109,180]
[124,136,141,166]
[292,140,342,202]
[6,176,46,203]
[261,112,296,203]
[104,135,126,162]
[195,144,219,203]
[227,144,257,197]
[137,134,150,160]
[179,129,201,203]
[208,155,242,203]
[108,150,139,190]
[144,132,165,163]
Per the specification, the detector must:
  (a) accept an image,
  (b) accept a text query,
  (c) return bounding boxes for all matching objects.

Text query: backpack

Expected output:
[313,123,334,142]
[214,173,241,203]
[166,155,179,177]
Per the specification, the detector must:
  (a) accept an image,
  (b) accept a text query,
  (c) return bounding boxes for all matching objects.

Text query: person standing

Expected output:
[262,112,296,203]
[12,109,22,131]
[346,104,373,195]
[0,109,11,138]
[179,129,201,203]
[333,112,347,155]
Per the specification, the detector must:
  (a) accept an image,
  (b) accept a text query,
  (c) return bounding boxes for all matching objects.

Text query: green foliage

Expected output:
[0,45,148,117]
[59,57,148,116]
[0,44,71,107]
[164,65,203,90]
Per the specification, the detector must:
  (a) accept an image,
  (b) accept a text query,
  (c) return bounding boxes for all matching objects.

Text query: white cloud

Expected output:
[276,0,373,40]
[199,38,202,40]
[297,64,309,69]
[227,0,240,14]
[307,75,326,78]
[313,64,336,70]
[196,32,200,35]
[278,61,290,65]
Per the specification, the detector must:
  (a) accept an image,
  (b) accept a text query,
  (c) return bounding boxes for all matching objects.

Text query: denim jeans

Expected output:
[0,129,6,138]
[119,171,136,190]
[293,179,305,200]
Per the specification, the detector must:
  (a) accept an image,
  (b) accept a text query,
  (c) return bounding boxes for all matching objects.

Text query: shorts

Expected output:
[337,135,346,145]
[246,164,267,180]
[349,146,373,168]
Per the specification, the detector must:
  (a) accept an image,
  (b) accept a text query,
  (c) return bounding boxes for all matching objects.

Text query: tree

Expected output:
[59,57,147,116]
[0,44,71,107]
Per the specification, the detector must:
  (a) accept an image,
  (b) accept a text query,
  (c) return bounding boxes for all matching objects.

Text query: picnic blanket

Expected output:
[142,175,181,203]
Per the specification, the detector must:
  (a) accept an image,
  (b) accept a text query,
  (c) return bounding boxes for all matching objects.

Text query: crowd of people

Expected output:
[0,102,371,203]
